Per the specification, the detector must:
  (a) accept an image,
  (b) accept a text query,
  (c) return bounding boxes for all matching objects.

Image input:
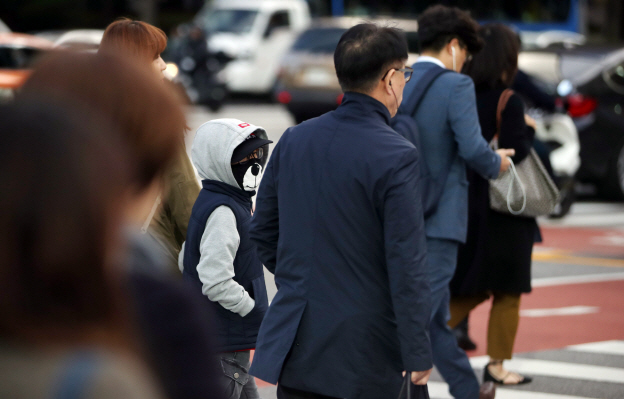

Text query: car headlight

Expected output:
[557,80,574,97]
[165,62,179,79]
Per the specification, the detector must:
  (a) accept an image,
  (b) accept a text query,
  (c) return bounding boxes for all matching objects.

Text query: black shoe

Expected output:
[453,325,477,351]
[483,363,532,385]
[456,334,477,351]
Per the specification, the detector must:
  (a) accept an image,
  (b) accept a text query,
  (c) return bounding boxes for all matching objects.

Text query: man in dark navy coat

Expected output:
[248,24,433,399]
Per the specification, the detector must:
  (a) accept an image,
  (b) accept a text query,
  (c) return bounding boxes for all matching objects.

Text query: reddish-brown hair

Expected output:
[19,52,186,190]
[99,17,167,63]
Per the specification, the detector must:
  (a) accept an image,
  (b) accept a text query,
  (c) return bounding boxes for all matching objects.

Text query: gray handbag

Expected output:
[489,89,559,217]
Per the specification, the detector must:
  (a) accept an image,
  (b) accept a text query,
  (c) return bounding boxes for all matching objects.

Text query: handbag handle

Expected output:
[494,88,514,141]
[491,88,527,215]
[505,157,527,215]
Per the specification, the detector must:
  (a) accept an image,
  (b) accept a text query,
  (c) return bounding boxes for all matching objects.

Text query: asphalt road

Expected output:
[185,104,624,399]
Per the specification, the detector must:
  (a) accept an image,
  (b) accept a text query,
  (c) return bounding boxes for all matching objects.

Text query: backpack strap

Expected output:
[400,65,452,117]
[495,89,514,140]
[54,352,101,399]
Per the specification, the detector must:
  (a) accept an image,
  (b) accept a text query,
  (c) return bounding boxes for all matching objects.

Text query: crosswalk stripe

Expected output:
[427,382,595,399]
[520,306,599,317]
[567,340,624,356]
[531,271,624,287]
[469,356,624,384]
[544,213,624,227]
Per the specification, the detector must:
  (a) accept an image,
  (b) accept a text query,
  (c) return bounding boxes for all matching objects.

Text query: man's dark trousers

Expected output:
[427,238,480,399]
[277,383,430,399]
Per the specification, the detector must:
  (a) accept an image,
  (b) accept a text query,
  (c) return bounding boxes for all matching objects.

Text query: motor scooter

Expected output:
[529,108,581,218]
[167,26,229,112]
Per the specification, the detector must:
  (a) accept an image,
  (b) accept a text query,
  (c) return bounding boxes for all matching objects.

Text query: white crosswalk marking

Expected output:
[567,340,624,356]
[469,355,624,384]
[425,341,624,399]
[520,306,599,317]
[539,202,624,227]
[532,271,624,287]
[427,382,595,399]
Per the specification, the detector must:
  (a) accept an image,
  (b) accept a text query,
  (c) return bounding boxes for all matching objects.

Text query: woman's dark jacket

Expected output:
[451,88,540,296]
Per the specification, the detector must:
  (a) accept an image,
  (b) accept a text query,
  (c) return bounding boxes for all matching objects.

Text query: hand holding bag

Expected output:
[398,373,412,399]
[397,373,430,399]
[489,89,560,217]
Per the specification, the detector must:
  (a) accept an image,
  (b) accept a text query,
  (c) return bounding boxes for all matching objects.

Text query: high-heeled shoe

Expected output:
[483,363,532,385]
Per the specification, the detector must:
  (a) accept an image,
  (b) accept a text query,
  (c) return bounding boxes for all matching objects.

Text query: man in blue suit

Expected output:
[249,24,432,399]
[400,6,514,399]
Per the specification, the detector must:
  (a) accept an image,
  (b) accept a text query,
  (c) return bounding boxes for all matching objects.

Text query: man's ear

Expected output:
[383,69,395,93]
[447,38,460,54]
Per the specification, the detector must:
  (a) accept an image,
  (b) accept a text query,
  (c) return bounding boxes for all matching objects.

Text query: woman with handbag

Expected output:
[448,23,540,386]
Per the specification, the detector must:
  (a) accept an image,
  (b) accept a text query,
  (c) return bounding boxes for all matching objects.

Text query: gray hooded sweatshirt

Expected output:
[178,118,269,317]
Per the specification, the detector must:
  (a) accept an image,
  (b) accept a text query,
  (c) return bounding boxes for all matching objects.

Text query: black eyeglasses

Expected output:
[236,147,265,164]
[382,66,414,83]
[397,67,414,82]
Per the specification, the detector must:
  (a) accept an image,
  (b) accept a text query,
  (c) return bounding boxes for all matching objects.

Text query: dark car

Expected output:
[274,17,419,124]
[519,46,624,199]
[0,33,53,102]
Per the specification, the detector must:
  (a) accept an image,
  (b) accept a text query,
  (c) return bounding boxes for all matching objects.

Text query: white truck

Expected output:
[195,0,311,94]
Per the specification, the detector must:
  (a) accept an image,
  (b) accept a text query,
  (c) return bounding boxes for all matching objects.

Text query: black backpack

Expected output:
[391,66,452,219]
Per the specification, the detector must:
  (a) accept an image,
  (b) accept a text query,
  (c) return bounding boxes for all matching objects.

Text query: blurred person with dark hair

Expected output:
[452,33,561,353]
[400,5,514,399]
[18,52,223,399]
[450,23,539,386]
[99,17,201,271]
[249,23,432,399]
[0,101,165,399]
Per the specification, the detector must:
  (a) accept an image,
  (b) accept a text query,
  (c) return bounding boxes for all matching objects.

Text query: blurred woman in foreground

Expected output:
[99,17,201,270]
[0,101,165,399]
[449,23,539,386]
[18,52,223,399]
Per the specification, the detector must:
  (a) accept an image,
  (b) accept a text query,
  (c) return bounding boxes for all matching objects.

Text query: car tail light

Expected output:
[566,94,597,118]
[336,93,344,105]
[277,91,292,104]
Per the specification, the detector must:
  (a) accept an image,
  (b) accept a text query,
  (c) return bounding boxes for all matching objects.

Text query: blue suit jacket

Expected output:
[402,62,501,243]
[249,92,432,398]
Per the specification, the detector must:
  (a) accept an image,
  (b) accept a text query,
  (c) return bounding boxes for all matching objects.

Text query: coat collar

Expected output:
[412,61,445,72]
[335,91,392,125]
[415,56,446,69]
[202,179,253,207]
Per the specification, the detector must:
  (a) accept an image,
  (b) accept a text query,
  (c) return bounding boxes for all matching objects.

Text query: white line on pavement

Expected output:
[540,213,624,227]
[567,340,624,356]
[427,382,594,399]
[469,356,624,384]
[520,306,599,318]
[531,272,624,287]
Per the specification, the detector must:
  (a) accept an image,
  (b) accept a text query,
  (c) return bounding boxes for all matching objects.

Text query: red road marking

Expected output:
[464,279,624,357]
[255,280,624,386]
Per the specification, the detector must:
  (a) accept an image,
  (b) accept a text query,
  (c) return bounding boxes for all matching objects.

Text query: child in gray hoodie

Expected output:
[179,119,272,398]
